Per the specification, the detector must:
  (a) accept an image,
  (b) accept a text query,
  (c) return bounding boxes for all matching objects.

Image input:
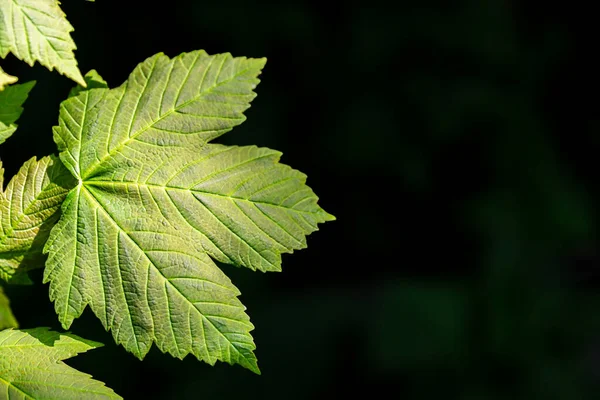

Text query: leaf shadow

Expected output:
[21,326,62,346]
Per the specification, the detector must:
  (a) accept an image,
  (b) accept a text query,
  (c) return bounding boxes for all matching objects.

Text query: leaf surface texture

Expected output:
[0,156,75,283]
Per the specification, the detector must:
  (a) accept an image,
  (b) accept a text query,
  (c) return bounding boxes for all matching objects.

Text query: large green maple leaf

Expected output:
[0,0,84,85]
[45,50,334,373]
[0,328,121,399]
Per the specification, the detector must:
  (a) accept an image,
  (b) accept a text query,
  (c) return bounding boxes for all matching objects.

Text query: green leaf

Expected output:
[45,50,334,373]
[69,70,108,98]
[0,327,121,399]
[0,81,34,145]
[0,286,18,329]
[0,65,17,90]
[0,0,85,85]
[0,156,76,284]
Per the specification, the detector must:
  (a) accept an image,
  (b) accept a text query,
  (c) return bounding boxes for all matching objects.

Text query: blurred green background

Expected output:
[1,0,599,398]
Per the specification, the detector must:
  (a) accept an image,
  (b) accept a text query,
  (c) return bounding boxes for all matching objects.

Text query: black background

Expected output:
[2,0,600,398]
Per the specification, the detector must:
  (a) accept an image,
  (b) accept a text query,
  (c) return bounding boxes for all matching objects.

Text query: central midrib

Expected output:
[83,180,319,214]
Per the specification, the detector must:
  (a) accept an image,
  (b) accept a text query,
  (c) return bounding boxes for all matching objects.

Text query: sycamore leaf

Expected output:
[0,0,85,85]
[0,156,76,284]
[45,50,334,373]
[0,328,122,399]
[0,286,18,329]
[0,65,17,90]
[0,81,34,145]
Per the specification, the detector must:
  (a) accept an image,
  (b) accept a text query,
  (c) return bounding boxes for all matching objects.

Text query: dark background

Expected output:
[1,0,600,398]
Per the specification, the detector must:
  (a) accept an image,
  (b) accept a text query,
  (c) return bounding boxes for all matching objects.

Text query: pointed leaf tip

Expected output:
[0,0,85,85]
[0,328,122,398]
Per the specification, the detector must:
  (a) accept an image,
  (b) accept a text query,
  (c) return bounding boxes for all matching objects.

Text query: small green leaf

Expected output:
[0,286,18,329]
[0,327,122,399]
[69,70,108,98]
[0,156,76,284]
[0,65,17,90]
[0,0,85,85]
[0,81,35,145]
